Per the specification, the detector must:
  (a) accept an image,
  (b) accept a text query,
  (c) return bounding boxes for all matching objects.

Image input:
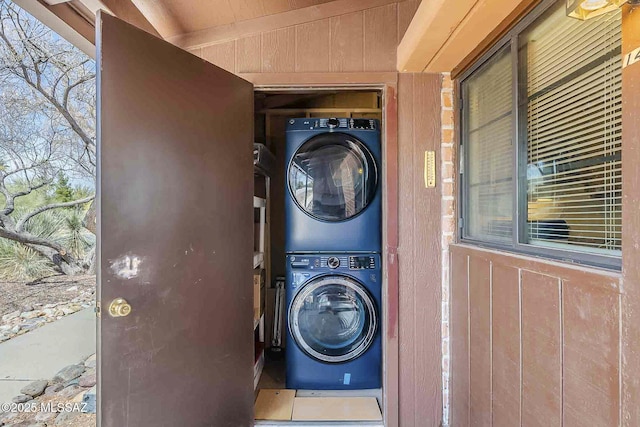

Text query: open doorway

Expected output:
[252,88,386,424]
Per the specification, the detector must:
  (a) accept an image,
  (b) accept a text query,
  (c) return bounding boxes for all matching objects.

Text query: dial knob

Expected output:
[327,118,340,129]
[327,257,340,269]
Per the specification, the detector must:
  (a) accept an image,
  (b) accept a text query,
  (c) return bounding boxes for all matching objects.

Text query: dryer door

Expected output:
[288,133,377,222]
[289,276,378,363]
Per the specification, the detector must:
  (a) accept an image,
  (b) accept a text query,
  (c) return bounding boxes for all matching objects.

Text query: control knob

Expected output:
[327,118,340,129]
[327,256,340,269]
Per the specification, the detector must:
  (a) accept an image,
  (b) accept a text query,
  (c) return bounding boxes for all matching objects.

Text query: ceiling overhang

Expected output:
[397,0,540,74]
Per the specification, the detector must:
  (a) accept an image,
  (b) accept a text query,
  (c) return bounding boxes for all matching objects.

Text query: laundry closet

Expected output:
[252,89,385,424]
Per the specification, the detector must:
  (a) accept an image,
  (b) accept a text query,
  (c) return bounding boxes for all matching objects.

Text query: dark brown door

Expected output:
[97,13,254,427]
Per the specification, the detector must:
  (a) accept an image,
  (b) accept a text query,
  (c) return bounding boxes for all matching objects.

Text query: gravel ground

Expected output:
[0,275,96,318]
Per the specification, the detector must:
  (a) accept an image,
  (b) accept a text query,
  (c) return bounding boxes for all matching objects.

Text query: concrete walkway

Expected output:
[0,308,96,403]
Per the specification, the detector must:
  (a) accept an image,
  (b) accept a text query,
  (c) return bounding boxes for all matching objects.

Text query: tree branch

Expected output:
[16,194,94,232]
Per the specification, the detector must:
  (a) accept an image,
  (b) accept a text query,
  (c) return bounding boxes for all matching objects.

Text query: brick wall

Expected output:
[440,73,456,426]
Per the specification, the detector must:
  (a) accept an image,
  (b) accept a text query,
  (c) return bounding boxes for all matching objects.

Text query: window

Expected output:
[460,0,622,268]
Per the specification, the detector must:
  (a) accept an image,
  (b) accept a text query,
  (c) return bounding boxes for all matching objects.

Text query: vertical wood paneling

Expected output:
[563,282,620,426]
[397,0,419,42]
[329,11,365,72]
[294,19,330,72]
[261,27,295,72]
[195,1,422,74]
[236,34,261,73]
[491,265,521,426]
[398,73,416,427]
[451,251,470,427]
[398,73,443,427]
[412,73,442,426]
[621,5,640,426]
[201,41,236,73]
[364,3,398,71]
[521,271,562,427]
[468,256,491,427]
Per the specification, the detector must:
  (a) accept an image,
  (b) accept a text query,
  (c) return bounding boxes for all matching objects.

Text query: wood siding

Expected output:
[397,73,443,427]
[621,5,640,426]
[449,244,622,427]
[186,0,420,74]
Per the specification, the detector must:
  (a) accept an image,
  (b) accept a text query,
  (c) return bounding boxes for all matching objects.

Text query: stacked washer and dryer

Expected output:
[284,117,382,390]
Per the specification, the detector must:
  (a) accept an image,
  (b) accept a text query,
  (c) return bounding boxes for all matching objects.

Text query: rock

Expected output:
[20,310,42,319]
[78,371,96,388]
[55,410,81,426]
[82,386,97,414]
[0,412,18,423]
[58,385,82,399]
[52,364,85,384]
[44,303,57,309]
[66,286,78,292]
[10,325,21,334]
[0,334,8,342]
[42,308,56,317]
[20,380,48,397]
[0,324,12,331]
[21,304,34,312]
[27,423,46,427]
[44,383,64,395]
[64,378,80,388]
[2,310,20,322]
[12,394,33,403]
[84,354,96,369]
[60,307,75,315]
[35,411,56,422]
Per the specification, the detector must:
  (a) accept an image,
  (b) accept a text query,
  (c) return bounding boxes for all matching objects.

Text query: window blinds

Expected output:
[464,46,513,242]
[524,5,621,254]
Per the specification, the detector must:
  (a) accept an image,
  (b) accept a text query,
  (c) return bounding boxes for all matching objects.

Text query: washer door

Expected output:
[289,276,377,363]
[288,133,378,222]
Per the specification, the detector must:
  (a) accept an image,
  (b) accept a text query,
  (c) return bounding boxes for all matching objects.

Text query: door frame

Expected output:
[250,73,400,427]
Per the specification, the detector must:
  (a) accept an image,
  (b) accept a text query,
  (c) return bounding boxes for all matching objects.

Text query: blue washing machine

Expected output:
[285,118,382,253]
[285,253,381,390]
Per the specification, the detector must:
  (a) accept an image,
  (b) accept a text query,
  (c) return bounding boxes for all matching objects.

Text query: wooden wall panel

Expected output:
[450,245,621,427]
[364,4,398,72]
[468,256,491,427]
[397,73,416,427]
[397,73,443,427]
[491,265,521,427]
[563,282,620,427]
[329,12,365,72]
[261,27,296,72]
[189,0,418,75]
[521,271,562,427]
[621,5,640,426]
[201,41,236,73]
[295,19,330,72]
[236,35,261,73]
[450,251,470,427]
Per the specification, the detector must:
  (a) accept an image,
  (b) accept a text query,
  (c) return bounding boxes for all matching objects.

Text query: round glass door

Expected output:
[289,276,377,363]
[288,133,378,222]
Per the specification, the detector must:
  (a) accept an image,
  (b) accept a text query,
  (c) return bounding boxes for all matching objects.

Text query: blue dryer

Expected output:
[285,118,382,253]
[285,253,381,390]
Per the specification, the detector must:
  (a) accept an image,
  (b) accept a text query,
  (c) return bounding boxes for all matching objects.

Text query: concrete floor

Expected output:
[0,308,96,404]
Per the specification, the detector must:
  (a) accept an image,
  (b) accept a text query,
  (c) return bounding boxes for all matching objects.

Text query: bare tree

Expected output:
[0,0,95,275]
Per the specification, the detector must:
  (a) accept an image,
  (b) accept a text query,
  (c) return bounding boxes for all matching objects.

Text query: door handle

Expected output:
[108,298,132,317]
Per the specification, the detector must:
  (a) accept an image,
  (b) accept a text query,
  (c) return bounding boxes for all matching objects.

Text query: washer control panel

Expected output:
[289,255,377,270]
[287,117,379,131]
[349,255,377,270]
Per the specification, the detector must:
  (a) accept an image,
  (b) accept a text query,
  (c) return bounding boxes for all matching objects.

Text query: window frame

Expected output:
[457,0,622,270]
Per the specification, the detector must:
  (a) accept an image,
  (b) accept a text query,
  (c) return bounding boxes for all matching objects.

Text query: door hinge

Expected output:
[459,217,464,229]
[459,145,464,174]
[459,98,464,110]
[95,301,101,318]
